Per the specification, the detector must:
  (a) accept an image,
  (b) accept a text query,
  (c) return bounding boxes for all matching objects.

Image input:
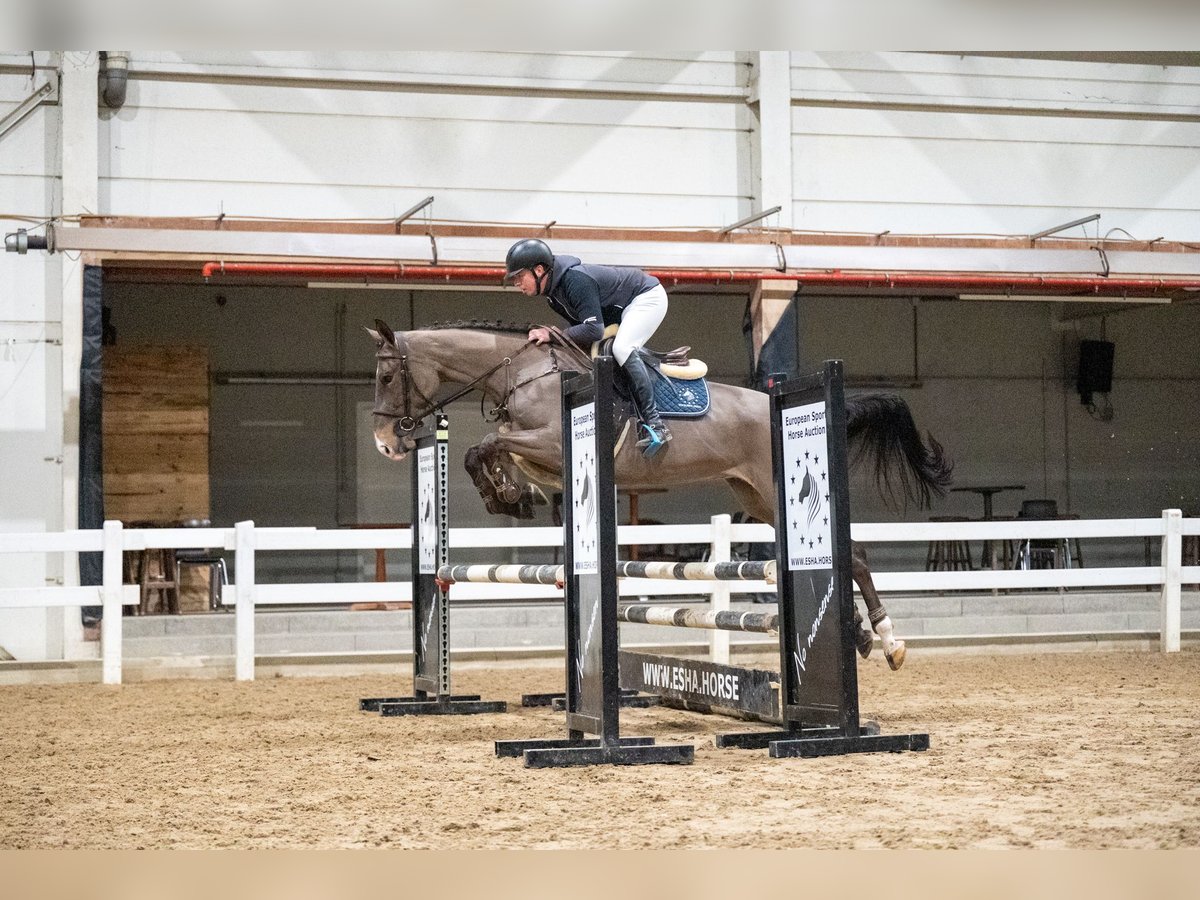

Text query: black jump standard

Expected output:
[715,360,929,757]
[359,415,506,717]
[494,358,694,767]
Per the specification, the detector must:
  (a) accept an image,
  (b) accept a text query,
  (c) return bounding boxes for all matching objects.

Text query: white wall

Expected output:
[789,52,1200,238]
[0,54,67,659]
[100,51,751,226]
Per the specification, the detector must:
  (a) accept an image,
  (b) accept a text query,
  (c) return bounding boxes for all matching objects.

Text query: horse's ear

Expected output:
[372,319,397,346]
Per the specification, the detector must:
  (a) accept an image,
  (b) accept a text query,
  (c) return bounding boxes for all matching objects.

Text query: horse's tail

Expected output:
[845,393,954,511]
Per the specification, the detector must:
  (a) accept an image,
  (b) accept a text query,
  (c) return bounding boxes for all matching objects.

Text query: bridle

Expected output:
[372,341,541,433]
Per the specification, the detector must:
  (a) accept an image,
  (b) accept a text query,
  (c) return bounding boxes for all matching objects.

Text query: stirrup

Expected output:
[636,422,671,458]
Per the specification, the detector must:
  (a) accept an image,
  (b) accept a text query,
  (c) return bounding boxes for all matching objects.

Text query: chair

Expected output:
[925,517,974,571]
[175,518,228,611]
[1015,500,1076,570]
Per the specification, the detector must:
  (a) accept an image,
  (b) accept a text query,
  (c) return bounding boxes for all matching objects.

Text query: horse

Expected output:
[368,320,953,669]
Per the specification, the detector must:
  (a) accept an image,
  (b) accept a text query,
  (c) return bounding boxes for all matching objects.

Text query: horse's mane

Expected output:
[422,320,534,335]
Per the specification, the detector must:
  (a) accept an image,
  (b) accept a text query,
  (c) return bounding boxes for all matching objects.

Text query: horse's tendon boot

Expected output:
[465,447,534,520]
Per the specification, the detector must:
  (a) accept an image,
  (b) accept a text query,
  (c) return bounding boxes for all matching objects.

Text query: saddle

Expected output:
[593,324,708,381]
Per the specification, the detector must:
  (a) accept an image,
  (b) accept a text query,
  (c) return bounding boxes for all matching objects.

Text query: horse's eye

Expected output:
[381,374,393,385]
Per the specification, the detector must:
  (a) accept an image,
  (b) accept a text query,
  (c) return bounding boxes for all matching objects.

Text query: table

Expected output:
[950,484,1025,570]
[950,485,1026,521]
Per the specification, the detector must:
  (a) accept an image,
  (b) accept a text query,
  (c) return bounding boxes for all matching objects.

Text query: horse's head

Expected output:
[367,319,441,460]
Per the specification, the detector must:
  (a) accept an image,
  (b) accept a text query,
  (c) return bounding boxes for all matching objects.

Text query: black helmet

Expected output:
[503,239,553,285]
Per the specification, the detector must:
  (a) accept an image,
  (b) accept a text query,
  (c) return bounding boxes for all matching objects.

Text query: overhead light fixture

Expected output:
[957,293,1171,304]
[719,206,783,234]
[1030,213,1101,240]
[395,195,434,227]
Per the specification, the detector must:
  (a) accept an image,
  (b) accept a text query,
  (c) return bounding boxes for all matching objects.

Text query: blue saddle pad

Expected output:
[652,372,710,418]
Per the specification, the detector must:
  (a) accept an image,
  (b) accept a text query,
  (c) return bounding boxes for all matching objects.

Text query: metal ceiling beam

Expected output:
[46,226,1200,279]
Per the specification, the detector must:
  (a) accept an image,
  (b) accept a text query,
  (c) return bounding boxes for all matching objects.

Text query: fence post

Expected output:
[100,520,123,685]
[708,513,731,665]
[1161,509,1182,653]
[234,520,256,681]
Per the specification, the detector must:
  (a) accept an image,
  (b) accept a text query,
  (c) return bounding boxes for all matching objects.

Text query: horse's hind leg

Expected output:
[852,541,906,670]
[725,475,902,666]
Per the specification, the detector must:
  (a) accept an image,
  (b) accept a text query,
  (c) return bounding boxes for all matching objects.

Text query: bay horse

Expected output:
[368,320,952,669]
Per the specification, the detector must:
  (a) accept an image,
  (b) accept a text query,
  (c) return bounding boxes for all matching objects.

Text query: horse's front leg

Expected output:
[489,422,563,472]
[464,433,549,520]
[851,540,906,670]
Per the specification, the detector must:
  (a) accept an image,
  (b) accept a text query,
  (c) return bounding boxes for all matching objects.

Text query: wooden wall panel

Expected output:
[103,345,210,524]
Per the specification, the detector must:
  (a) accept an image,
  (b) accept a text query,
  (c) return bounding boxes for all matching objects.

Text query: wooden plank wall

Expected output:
[103,345,210,524]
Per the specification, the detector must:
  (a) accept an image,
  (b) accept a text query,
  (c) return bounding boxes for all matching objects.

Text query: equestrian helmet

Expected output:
[503,239,554,284]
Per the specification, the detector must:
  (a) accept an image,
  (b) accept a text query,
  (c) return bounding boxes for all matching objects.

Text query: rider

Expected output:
[503,238,672,457]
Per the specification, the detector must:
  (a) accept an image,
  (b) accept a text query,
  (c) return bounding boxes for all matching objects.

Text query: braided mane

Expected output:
[423,320,534,335]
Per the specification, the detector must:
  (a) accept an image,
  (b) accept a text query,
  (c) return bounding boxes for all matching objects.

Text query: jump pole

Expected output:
[493,358,694,767]
[359,415,506,717]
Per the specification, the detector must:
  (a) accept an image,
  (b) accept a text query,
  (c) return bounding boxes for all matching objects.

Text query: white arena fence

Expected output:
[1,512,1197,684]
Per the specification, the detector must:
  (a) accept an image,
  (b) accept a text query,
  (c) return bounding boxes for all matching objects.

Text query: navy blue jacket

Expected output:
[541,255,660,346]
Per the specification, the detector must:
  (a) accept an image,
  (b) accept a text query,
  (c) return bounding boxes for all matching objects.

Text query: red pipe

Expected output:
[201,261,1196,296]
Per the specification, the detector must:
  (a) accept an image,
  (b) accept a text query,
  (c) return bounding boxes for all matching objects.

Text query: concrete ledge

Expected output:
[3,630,1197,684]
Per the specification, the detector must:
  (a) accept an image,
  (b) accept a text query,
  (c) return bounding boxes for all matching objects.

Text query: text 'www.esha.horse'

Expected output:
[368,320,953,670]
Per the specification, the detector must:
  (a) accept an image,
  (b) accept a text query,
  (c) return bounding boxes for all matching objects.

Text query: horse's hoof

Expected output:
[885,641,906,671]
[855,629,873,658]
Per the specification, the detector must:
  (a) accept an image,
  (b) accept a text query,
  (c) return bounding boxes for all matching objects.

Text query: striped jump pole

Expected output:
[614,560,776,584]
[616,605,778,634]
[437,560,774,588]
[438,564,565,586]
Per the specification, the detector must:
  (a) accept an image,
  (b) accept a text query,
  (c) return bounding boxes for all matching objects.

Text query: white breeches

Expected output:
[611,284,668,365]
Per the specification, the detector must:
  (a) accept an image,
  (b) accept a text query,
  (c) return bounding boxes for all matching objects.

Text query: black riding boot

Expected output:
[622,353,671,457]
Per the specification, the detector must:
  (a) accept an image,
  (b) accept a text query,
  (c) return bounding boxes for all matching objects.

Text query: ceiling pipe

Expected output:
[200,261,1198,297]
[201,262,502,280]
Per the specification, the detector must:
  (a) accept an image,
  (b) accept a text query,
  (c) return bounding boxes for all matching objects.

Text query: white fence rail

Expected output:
[2,513,1196,683]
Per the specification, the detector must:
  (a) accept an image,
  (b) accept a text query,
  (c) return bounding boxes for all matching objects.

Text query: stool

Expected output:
[138,547,179,615]
[986,515,1017,570]
[926,517,973,571]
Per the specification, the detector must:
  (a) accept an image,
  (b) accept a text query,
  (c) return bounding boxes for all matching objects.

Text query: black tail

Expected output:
[845,393,953,510]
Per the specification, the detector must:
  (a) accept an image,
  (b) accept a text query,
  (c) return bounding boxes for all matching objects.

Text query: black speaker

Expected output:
[1077,339,1114,402]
